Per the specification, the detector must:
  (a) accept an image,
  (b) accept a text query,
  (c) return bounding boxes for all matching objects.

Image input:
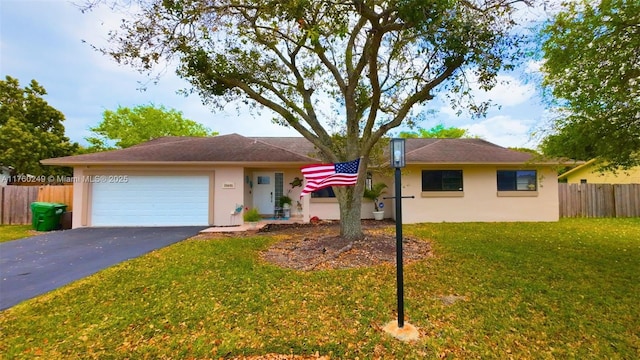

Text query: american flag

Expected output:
[300,158,360,196]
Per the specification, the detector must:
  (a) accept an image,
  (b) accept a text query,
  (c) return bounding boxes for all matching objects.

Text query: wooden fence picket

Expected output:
[1,185,72,225]
[558,183,640,218]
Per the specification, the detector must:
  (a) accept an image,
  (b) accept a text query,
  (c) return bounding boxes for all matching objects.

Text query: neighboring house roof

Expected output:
[557,159,598,181]
[558,159,640,183]
[41,133,553,166]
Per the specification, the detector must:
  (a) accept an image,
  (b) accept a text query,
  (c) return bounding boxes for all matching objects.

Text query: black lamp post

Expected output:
[390,138,406,328]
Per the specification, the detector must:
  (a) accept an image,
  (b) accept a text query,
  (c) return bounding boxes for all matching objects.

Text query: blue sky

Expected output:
[1,0,552,148]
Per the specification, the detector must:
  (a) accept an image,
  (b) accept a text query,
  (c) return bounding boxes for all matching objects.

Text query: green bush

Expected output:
[279,195,292,207]
[243,207,261,222]
[363,182,387,211]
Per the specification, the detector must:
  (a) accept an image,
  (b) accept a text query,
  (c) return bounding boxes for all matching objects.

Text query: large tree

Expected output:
[0,76,78,176]
[399,124,470,139]
[86,104,218,150]
[539,0,640,169]
[88,0,534,239]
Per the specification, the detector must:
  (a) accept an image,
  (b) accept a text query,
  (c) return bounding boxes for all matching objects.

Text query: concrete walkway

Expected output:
[0,226,205,310]
[199,217,304,233]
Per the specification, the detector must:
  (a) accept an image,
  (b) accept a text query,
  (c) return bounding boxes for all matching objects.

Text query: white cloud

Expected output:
[525,60,544,74]
[512,0,565,23]
[438,74,536,119]
[463,115,537,148]
[438,104,459,118]
[473,74,536,107]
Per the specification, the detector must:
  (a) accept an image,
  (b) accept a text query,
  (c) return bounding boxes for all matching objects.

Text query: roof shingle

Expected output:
[42,134,541,166]
[405,138,533,163]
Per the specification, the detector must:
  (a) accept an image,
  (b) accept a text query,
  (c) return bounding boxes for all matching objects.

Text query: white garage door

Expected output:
[91,175,210,226]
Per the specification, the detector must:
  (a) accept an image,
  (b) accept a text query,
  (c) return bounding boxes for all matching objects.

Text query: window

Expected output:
[366,172,373,191]
[497,170,537,191]
[422,170,463,191]
[311,187,336,198]
[275,173,284,203]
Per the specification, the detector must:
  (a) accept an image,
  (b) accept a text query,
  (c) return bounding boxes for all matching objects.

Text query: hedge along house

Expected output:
[41,134,560,228]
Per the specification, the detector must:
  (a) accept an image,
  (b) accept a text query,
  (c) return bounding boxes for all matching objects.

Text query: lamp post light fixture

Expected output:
[391,138,406,168]
[382,139,418,341]
[390,138,406,328]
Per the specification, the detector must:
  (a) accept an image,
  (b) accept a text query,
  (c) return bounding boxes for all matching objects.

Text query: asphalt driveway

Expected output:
[0,226,205,310]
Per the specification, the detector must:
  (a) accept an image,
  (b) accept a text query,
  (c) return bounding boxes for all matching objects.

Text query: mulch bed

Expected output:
[258,220,432,271]
[195,219,432,271]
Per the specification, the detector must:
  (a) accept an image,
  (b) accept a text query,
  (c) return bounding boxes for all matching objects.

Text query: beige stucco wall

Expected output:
[307,196,391,220]
[70,167,86,228]
[392,165,559,223]
[69,163,559,228]
[214,167,244,225]
[307,172,392,220]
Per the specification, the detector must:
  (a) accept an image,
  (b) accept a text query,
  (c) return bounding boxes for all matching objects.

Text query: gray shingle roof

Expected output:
[405,138,533,163]
[42,134,540,166]
[42,134,317,165]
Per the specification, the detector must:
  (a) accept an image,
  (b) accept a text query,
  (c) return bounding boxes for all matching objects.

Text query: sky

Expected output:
[1,0,554,149]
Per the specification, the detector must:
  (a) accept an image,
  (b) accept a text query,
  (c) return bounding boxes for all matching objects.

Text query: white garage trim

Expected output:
[90,175,211,226]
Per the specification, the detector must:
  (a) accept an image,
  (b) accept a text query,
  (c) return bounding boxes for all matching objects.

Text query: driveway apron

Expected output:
[0,227,205,310]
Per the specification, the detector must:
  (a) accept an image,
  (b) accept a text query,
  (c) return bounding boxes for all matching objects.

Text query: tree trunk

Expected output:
[336,187,364,240]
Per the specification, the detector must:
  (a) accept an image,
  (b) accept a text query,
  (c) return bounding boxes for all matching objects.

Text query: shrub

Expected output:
[363,182,387,211]
[279,195,292,207]
[243,208,261,222]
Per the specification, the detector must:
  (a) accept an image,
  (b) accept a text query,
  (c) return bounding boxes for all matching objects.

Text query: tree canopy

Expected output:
[86,104,217,151]
[0,76,77,176]
[88,0,535,239]
[539,0,640,169]
[398,124,470,139]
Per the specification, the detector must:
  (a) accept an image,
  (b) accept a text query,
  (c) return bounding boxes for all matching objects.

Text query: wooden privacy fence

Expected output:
[0,185,73,225]
[559,183,640,218]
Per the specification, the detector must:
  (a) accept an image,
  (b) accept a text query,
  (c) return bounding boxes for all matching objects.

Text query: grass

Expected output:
[0,225,37,243]
[0,218,638,359]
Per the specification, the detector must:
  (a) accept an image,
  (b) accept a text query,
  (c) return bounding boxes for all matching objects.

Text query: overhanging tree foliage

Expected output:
[0,76,77,176]
[86,104,218,151]
[399,124,470,138]
[539,0,640,169]
[87,0,534,239]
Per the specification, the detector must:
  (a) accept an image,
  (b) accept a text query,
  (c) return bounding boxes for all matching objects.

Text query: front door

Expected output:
[253,172,275,215]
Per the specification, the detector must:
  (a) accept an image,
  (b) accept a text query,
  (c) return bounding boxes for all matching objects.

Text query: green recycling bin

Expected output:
[30,202,67,231]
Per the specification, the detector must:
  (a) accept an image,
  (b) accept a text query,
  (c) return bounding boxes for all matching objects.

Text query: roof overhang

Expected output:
[403,161,564,166]
[40,160,313,168]
[557,159,596,180]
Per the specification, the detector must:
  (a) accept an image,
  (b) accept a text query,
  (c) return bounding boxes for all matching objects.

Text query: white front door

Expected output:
[253,172,275,215]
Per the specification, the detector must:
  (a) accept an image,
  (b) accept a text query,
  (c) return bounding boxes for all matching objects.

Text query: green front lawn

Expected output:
[1,219,638,359]
[0,225,36,243]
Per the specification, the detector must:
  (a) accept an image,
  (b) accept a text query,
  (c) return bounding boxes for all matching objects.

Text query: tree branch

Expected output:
[222,77,335,158]
[368,56,465,150]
